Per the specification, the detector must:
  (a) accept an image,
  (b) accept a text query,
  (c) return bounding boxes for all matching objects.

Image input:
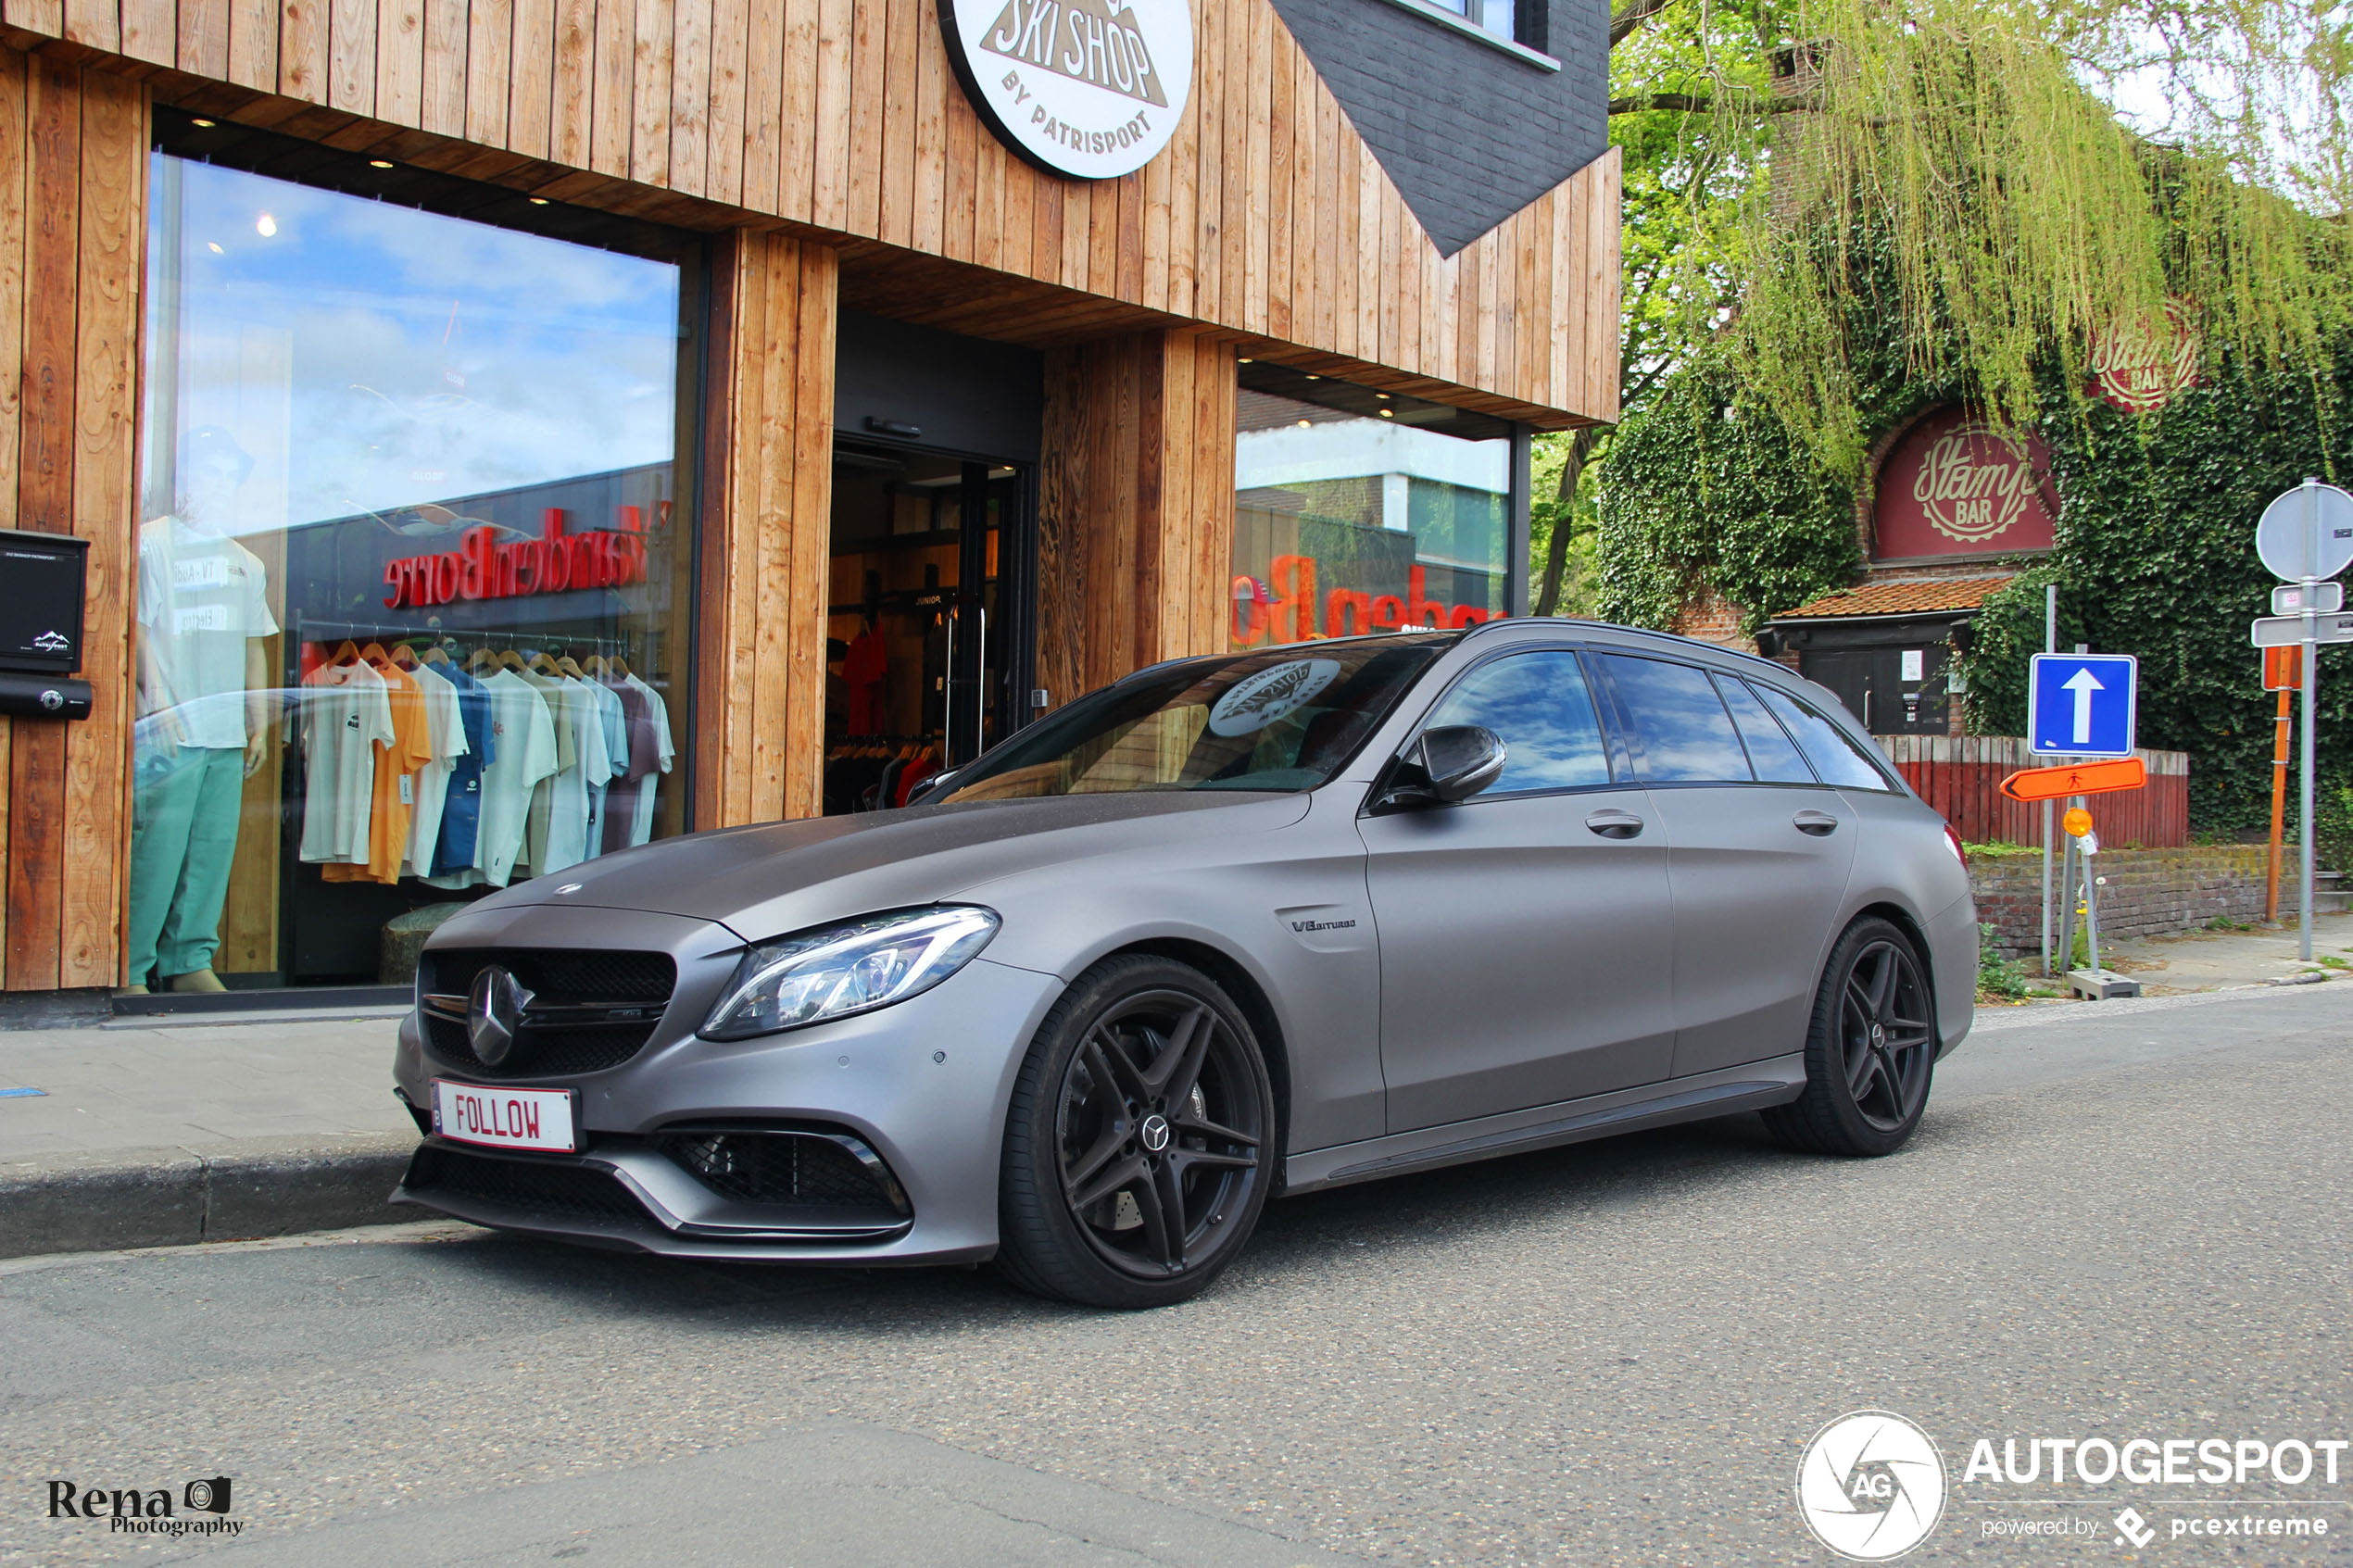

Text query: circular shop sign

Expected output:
[941,0,1193,180]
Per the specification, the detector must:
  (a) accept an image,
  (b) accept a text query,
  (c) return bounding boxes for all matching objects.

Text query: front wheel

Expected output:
[1763,917,1936,1157]
[994,956,1275,1309]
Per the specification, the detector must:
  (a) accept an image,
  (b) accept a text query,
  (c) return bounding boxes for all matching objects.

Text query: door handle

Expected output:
[1586,809,1644,839]
[1793,809,1840,836]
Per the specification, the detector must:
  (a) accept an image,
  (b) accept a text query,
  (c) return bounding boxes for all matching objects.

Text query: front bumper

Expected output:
[393,949,1064,1264]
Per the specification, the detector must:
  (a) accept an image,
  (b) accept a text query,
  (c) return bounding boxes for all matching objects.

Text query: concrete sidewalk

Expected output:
[2057,908,2353,992]
[0,1010,419,1259]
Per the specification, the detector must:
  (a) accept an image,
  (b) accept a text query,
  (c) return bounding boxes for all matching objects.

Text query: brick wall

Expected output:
[1968,847,2271,959]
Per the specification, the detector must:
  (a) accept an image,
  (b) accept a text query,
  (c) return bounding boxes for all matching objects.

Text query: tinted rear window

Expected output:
[1715,674,1817,784]
[1596,654,1753,784]
[1755,684,1896,791]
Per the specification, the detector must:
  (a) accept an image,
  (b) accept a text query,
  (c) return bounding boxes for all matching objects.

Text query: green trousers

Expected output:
[127,744,245,985]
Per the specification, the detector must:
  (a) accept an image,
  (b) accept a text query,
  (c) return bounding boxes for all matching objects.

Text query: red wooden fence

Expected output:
[1876,736,2191,848]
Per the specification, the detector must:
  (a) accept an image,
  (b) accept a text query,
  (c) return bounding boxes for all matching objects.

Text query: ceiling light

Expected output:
[368,158,395,169]
[255,212,277,236]
[1303,373,1321,380]
[189,117,216,128]
[1378,408,1394,418]
[529,196,550,206]
[1238,357,1252,364]
[1295,419,1311,428]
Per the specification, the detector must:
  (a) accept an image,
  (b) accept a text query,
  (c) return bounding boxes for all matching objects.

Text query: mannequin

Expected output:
[125,426,277,995]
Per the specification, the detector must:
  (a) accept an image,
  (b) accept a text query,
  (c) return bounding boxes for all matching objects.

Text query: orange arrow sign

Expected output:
[1999,757,2147,802]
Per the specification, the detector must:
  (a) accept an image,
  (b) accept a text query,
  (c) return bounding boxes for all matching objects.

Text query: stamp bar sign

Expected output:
[943,0,1194,179]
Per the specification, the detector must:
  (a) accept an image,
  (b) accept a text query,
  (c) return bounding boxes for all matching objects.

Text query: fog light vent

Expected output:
[654,1130,909,1214]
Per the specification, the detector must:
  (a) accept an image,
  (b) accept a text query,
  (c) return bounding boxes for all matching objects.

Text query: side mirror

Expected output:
[1376,725,1507,810]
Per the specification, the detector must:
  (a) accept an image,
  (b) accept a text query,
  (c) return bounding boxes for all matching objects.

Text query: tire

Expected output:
[1762,917,1937,1158]
[994,955,1277,1309]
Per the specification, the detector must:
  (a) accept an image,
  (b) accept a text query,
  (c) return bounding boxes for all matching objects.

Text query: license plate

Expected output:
[431,1080,579,1153]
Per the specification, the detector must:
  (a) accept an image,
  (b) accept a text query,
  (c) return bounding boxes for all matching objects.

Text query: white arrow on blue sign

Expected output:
[2028,653,2138,758]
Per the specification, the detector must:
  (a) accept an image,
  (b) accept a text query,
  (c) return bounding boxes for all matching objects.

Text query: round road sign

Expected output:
[2063,807,2093,838]
[2256,481,2353,583]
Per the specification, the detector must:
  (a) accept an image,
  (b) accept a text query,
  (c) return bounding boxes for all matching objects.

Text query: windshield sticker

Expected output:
[1208,659,1341,736]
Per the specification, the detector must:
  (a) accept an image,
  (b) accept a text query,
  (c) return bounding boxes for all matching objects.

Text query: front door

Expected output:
[824,442,1026,812]
[1359,647,1679,1134]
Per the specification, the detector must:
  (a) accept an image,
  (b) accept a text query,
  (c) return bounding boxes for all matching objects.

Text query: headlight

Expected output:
[700,906,1000,1041]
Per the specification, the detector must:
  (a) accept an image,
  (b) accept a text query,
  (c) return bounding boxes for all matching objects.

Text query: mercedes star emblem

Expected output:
[466,967,535,1068]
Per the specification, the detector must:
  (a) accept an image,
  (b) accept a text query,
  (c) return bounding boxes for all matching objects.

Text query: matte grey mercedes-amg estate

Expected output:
[393,619,1975,1307]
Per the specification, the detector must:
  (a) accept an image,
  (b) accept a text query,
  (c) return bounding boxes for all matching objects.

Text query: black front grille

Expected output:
[654,1130,908,1213]
[419,947,676,1079]
[424,1014,654,1078]
[406,1144,653,1229]
[425,948,674,1004]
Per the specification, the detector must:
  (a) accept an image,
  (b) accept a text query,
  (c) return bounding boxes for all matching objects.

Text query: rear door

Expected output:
[1590,653,1856,1080]
[1358,647,1678,1133]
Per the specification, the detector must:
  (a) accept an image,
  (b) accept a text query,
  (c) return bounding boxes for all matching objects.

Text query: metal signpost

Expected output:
[2251,479,2353,962]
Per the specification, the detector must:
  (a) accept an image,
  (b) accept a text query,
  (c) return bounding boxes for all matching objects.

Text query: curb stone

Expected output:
[0,1133,419,1261]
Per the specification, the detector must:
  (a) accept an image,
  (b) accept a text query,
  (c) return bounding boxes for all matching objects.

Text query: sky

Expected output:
[150,157,684,535]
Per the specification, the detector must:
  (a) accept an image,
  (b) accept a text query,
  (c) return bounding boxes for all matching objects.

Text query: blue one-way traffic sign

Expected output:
[2029,653,2138,758]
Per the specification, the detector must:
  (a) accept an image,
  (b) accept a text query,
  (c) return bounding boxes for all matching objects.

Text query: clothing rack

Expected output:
[291,613,635,656]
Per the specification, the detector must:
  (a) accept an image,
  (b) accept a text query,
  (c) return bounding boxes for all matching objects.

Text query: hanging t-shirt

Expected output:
[520,671,582,879]
[470,671,558,888]
[530,677,611,877]
[428,664,496,878]
[623,674,674,848]
[400,662,470,879]
[598,679,661,856]
[136,516,280,750]
[579,678,628,860]
[323,660,434,884]
[297,659,395,865]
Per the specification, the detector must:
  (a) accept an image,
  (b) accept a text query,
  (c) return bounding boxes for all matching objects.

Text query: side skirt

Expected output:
[1278,1056,1806,1195]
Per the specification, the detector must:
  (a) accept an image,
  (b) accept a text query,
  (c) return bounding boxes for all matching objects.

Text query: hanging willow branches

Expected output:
[1607,0,2353,472]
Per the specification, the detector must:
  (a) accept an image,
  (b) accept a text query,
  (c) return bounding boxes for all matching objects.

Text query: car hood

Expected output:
[464,790,1313,944]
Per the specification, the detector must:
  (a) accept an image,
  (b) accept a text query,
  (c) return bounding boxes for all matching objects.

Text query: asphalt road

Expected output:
[4,985,2350,1567]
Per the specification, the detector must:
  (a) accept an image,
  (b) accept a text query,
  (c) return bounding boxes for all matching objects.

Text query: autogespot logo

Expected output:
[1796,1411,1949,1561]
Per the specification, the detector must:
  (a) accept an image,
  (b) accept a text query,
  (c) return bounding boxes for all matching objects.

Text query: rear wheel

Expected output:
[1763,917,1936,1157]
[995,956,1275,1309]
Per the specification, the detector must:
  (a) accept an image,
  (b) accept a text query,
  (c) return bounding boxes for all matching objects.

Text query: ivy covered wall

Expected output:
[1594,335,2353,833]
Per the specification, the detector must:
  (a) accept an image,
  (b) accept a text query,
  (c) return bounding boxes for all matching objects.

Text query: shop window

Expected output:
[132,137,698,992]
[1230,367,1516,649]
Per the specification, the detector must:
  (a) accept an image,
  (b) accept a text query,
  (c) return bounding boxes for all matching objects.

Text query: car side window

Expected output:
[1755,684,1896,791]
[1594,654,1754,784]
[1421,650,1614,795]
[1713,673,1817,784]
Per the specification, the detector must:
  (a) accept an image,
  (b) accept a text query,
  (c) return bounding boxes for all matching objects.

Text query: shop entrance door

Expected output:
[824,440,1029,813]
[1800,645,1950,735]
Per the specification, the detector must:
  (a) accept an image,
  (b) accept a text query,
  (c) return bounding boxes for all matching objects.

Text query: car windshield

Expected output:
[932,636,1455,804]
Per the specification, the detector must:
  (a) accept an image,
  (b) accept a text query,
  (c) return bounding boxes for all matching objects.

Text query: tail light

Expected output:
[1943,822,1967,865]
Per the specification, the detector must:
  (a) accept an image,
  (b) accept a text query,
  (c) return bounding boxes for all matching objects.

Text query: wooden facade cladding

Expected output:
[697,229,837,829]
[1037,330,1239,704]
[1,0,1619,430]
[0,53,144,992]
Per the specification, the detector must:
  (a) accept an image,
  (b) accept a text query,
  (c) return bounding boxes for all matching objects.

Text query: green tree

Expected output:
[1532,0,2353,615]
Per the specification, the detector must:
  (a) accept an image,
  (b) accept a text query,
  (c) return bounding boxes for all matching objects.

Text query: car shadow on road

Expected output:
[408,1102,1989,1328]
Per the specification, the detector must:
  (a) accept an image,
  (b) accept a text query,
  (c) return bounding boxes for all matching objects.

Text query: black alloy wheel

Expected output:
[996,956,1275,1309]
[1764,917,1937,1157]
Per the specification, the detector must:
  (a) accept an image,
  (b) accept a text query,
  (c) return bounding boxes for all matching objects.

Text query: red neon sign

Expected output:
[1229,556,1496,646]
[383,507,650,610]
